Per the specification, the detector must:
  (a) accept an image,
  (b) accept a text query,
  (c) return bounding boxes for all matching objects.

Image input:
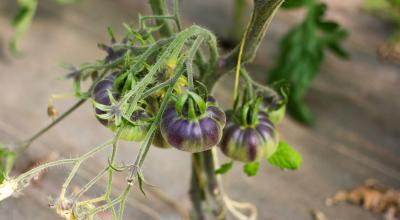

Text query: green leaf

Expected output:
[243,162,260,176]
[327,43,349,59]
[215,161,233,174]
[268,141,302,170]
[123,23,146,45]
[287,99,315,125]
[267,1,348,125]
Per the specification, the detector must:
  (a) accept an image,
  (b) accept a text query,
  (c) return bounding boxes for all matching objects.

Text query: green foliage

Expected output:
[11,0,80,53]
[243,162,259,176]
[364,0,400,42]
[215,161,233,174]
[268,1,348,125]
[11,0,38,54]
[268,141,302,170]
[0,144,16,183]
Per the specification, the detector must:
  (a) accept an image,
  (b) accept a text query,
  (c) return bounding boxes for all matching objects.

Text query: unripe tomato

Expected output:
[92,72,151,142]
[219,111,278,162]
[160,94,226,153]
[121,110,151,142]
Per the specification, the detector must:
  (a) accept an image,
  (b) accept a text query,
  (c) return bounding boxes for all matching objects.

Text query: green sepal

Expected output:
[188,99,197,120]
[250,98,262,126]
[175,93,189,116]
[188,91,206,115]
[240,103,250,127]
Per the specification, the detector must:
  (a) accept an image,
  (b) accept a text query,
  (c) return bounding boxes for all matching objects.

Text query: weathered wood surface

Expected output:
[0,0,399,219]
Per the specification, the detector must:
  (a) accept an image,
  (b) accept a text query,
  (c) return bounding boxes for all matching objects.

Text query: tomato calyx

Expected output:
[175,91,207,121]
[234,98,263,128]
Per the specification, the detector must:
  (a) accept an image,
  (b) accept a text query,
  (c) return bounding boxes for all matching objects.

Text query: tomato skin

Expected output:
[111,124,149,142]
[118,110,152,142]
[152,128,172,149]
[219,111,278,162]
[91,73,150,142]
[91,73,119,126]
[160,97,226,153]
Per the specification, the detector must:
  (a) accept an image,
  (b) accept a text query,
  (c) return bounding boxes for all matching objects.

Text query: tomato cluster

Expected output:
[92,72,282,162]
[91,72,152,143]
[91,70,282,162]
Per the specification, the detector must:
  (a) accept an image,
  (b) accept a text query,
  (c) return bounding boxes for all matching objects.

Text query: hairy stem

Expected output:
[72,167,108,201]
[148,0,174,37]
[16,99,86,154]
[205,0,284,90]
[231,0,247,42]
[189,150,226,220]
[204,150,226,219]
[15,66,115,156]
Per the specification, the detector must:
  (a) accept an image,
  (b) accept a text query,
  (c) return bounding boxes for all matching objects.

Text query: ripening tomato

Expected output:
[219,110,278,162]
[160,93,226,153]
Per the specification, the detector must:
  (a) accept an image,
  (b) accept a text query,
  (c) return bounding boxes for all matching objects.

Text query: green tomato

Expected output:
[110,123,149,142]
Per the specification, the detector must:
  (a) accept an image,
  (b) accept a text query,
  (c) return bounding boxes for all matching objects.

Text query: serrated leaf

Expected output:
[243,162,259,177]
[268,2,348,125]
[215,161,233,174]
[268,141,302,170]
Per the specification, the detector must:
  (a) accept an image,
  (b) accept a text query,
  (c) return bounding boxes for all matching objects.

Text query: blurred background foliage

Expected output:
[267,0,348,125]
[364,0,400,64]
[364,0,400,42]
[11,0,79,53]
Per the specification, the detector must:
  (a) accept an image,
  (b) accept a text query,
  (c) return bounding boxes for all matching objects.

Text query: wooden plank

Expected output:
[0,0,399,219]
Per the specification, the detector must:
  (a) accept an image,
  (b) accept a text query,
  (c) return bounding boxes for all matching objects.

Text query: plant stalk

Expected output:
[148,0,174,37]
[189,150,226,220]
[205,0,284,90]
